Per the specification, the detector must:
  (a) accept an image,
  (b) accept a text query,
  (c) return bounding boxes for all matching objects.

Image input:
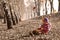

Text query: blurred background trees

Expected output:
[0,0,59,29]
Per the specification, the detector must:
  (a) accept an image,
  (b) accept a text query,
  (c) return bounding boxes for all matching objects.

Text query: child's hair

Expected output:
[43,17,49,22]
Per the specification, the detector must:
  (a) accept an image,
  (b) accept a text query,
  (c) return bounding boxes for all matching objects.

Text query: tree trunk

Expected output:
[45,0,47,15]
[3,3,12,29]
[37,0,40,16]
[5,10,12,29]
[2,2,6,23]
[58,0,60,11]
[49,0,53,13]
[14,13,18,24]
[34,0,37,13]
[4,14,6,23]
[34,0,37,17]
[9,5,16,25]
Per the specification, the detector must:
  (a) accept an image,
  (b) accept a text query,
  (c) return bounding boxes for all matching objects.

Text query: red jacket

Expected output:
[38,23,51,33]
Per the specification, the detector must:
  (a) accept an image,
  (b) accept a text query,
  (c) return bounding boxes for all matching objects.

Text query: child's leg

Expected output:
[32,30,40,35]
[29,30,39,36]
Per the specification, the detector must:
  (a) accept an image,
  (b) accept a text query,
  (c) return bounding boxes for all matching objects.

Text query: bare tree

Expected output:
[3,3,12,29]
[45,0,47,15]
[49,0,53,13]
[37,0,40,16]
[58,0,60,11]
[14,12,18,24]
[2,2,6,23]
[4,14,6,23]
[33,0,37,17]
[9,5,16,25]
[34,0,37,13]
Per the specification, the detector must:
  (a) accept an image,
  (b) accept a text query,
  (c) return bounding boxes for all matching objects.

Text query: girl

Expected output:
[32,17,51,35]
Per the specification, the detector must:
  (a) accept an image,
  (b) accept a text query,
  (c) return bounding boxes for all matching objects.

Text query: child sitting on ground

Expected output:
[31,17,51,35]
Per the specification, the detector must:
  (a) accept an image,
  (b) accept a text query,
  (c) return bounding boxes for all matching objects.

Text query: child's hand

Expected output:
[36,29,40,32]
[41,28,43,30]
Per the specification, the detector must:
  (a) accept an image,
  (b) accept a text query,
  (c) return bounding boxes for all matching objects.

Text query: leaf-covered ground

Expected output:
[0,15,60,40]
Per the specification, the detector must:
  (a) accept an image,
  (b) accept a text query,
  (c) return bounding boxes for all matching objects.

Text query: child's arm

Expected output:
[48,23,51,31]
[36,25,43,32]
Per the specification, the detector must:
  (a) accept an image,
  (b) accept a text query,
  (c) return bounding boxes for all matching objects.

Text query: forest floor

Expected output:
[0,14,60,40]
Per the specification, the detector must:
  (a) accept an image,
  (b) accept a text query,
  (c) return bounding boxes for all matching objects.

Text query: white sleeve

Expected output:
[48,23,51,31]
